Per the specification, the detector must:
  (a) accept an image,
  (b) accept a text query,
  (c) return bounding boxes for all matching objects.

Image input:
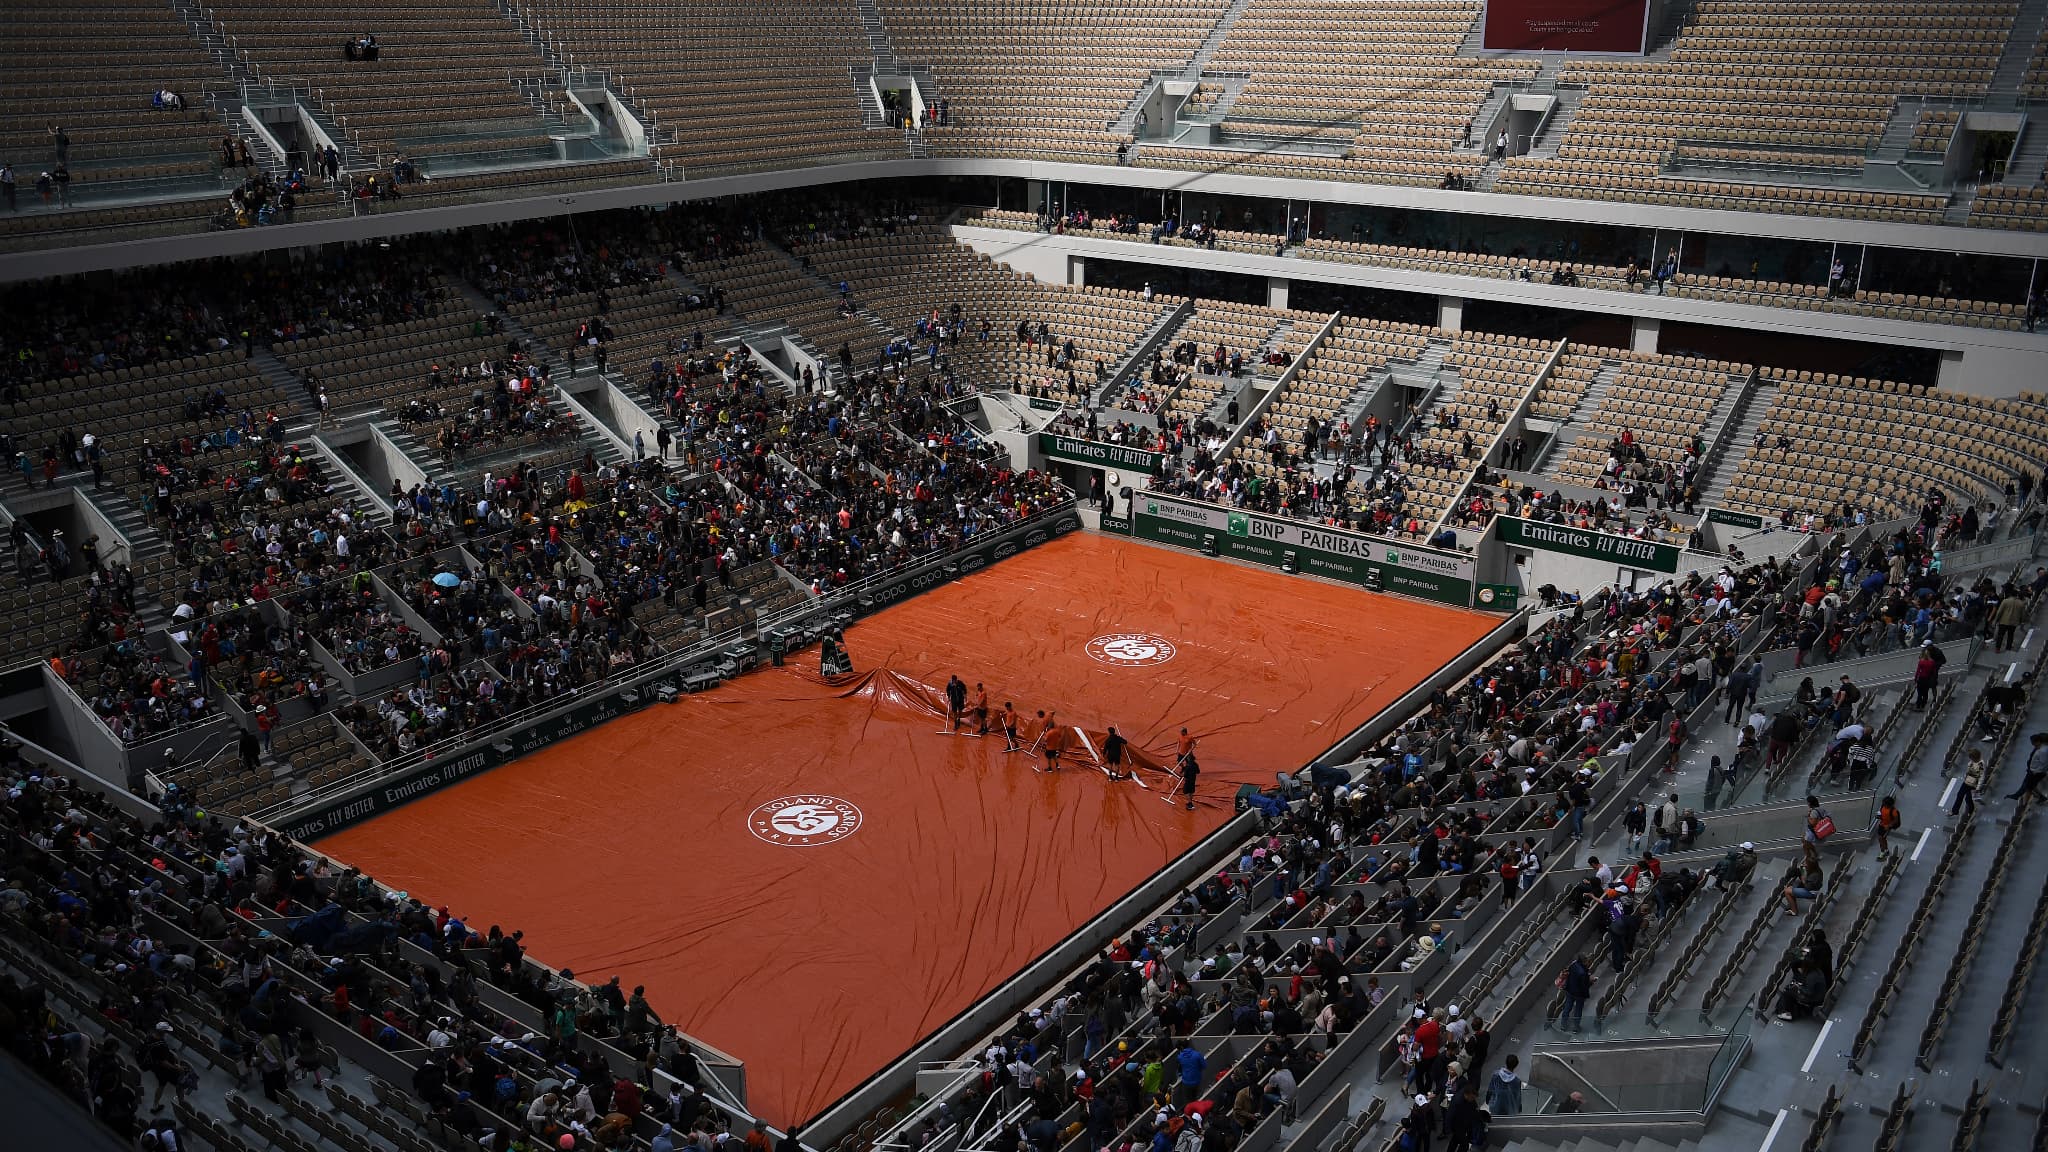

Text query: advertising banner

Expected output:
[1481,0,1650,52]
[1037,433,1168,476]
[1495,515,1680,573]
[1132,494,1474,607]
[1706,507,1767,530]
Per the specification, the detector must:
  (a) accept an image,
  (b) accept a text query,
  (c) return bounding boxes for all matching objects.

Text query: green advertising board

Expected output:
[1705,507,1766,531]
[1099,509,1134,536]
[1037,433,1168,476]
[1475,583,1521,610]
[1131,494,1475,607]
[1025,395,1066,412]
[1494,515,1681,573]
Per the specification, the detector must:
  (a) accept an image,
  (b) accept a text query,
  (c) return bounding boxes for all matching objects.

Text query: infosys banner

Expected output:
[1481,0,1649,52]
[1132,494,1475,607]
[1037,433,1168,476]
[1495,515,1680,573]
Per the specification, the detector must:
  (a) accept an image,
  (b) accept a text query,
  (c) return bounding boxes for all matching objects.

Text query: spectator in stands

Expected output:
[1952,748,1984,819]
[2009,732,2048,803]
[1485,1055,1522,1115]
[1875,795,1901,853]
[1782,843,1823,916]
[1552,956,1592,1033]
[1771,951,1830,1021]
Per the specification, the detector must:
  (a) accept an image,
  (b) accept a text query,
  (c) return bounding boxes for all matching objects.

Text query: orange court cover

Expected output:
[318,532,1495,1125]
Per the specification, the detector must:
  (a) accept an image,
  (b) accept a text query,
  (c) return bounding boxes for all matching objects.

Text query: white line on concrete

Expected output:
[1912,826,1934,861]
[1758,1108,1791,1152]
[1940,777,1960,811]
[1801,1019,1835,1073]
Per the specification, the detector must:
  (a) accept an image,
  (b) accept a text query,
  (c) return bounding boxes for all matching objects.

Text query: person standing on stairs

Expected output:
[2007,731,2048,803]
[1952,748,1985,820]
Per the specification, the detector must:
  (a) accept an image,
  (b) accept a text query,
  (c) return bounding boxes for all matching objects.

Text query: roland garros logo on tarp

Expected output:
[1086,633,1178,667]
[748,795,864,846]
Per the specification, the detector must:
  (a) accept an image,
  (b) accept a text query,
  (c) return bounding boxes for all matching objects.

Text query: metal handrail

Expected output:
[1531,1051,1623,1113]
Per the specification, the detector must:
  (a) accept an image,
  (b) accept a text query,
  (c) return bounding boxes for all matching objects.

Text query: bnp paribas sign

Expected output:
[1133,494,1475,606]
[1495,515,1679,573]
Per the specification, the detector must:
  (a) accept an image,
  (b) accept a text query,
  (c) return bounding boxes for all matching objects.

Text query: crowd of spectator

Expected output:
[919,546,1805,1152]
[0,751,738,1152]
[49,635,216,744]
[1455,480,1697,545]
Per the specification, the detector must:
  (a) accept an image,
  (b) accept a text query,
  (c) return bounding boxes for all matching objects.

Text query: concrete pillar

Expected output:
[1937,348,1967,391]
[1069,255,1086,287]
[1437,296,1465,331]
[1267,277,1290,310]
[1630,315,1660,354]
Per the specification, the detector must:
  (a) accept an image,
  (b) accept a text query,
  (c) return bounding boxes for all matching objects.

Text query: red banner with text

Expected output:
[1481,0,1650,52]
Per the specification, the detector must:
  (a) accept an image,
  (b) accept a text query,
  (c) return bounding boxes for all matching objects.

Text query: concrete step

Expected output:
[1697,379,1776,506]
[1990,0,2048,96]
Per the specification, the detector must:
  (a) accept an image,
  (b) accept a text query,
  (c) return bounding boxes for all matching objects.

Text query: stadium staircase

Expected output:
[1200,318,1294,424]
[848,0,941,157]
[489,1,667,169]
[81,487,172,567]
[1694,377,1774,508]
[1095,298,1193,409]
[1391,340,1457,439]
[2002,117,2048,184]
[169,0,292,177]
[365,417,455,487]
[1108,0,1254,137]
[1991,0,2048,99]
[1523,87,1585,160]
[1871,102,1926,166]
[1534,355,1622,477]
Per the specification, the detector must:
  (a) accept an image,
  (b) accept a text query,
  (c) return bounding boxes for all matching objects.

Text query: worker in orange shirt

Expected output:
[1036,709,1064,770]
[969,682,990,735]
[1000,702,1021,751]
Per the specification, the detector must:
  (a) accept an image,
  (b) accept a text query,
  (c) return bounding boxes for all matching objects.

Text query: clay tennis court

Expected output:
[316,532,1494,1125]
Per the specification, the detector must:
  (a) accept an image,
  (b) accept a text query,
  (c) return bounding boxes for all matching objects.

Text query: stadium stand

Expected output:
[1723,372,2048,523]
[795,225,1178,404]
[1494,0,2015,222]
[883,0,1230,163]
[1547,349,1745,494]
[1138,0,1538,186]
[964,209,2041,332]
[2,126,2048,1152]
[0,0,241,206]
[513,0,903,176]
[201,0,570,171]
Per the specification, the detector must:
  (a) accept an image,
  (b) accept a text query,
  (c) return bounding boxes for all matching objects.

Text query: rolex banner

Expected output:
[1132,493,1475,606]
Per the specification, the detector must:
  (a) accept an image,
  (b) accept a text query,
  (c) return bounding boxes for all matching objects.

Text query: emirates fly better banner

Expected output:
[1481,0,1650,52]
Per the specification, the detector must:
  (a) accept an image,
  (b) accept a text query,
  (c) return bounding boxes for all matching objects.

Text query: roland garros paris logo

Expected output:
[748,795,864,846]
[1086,633,1178,667]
